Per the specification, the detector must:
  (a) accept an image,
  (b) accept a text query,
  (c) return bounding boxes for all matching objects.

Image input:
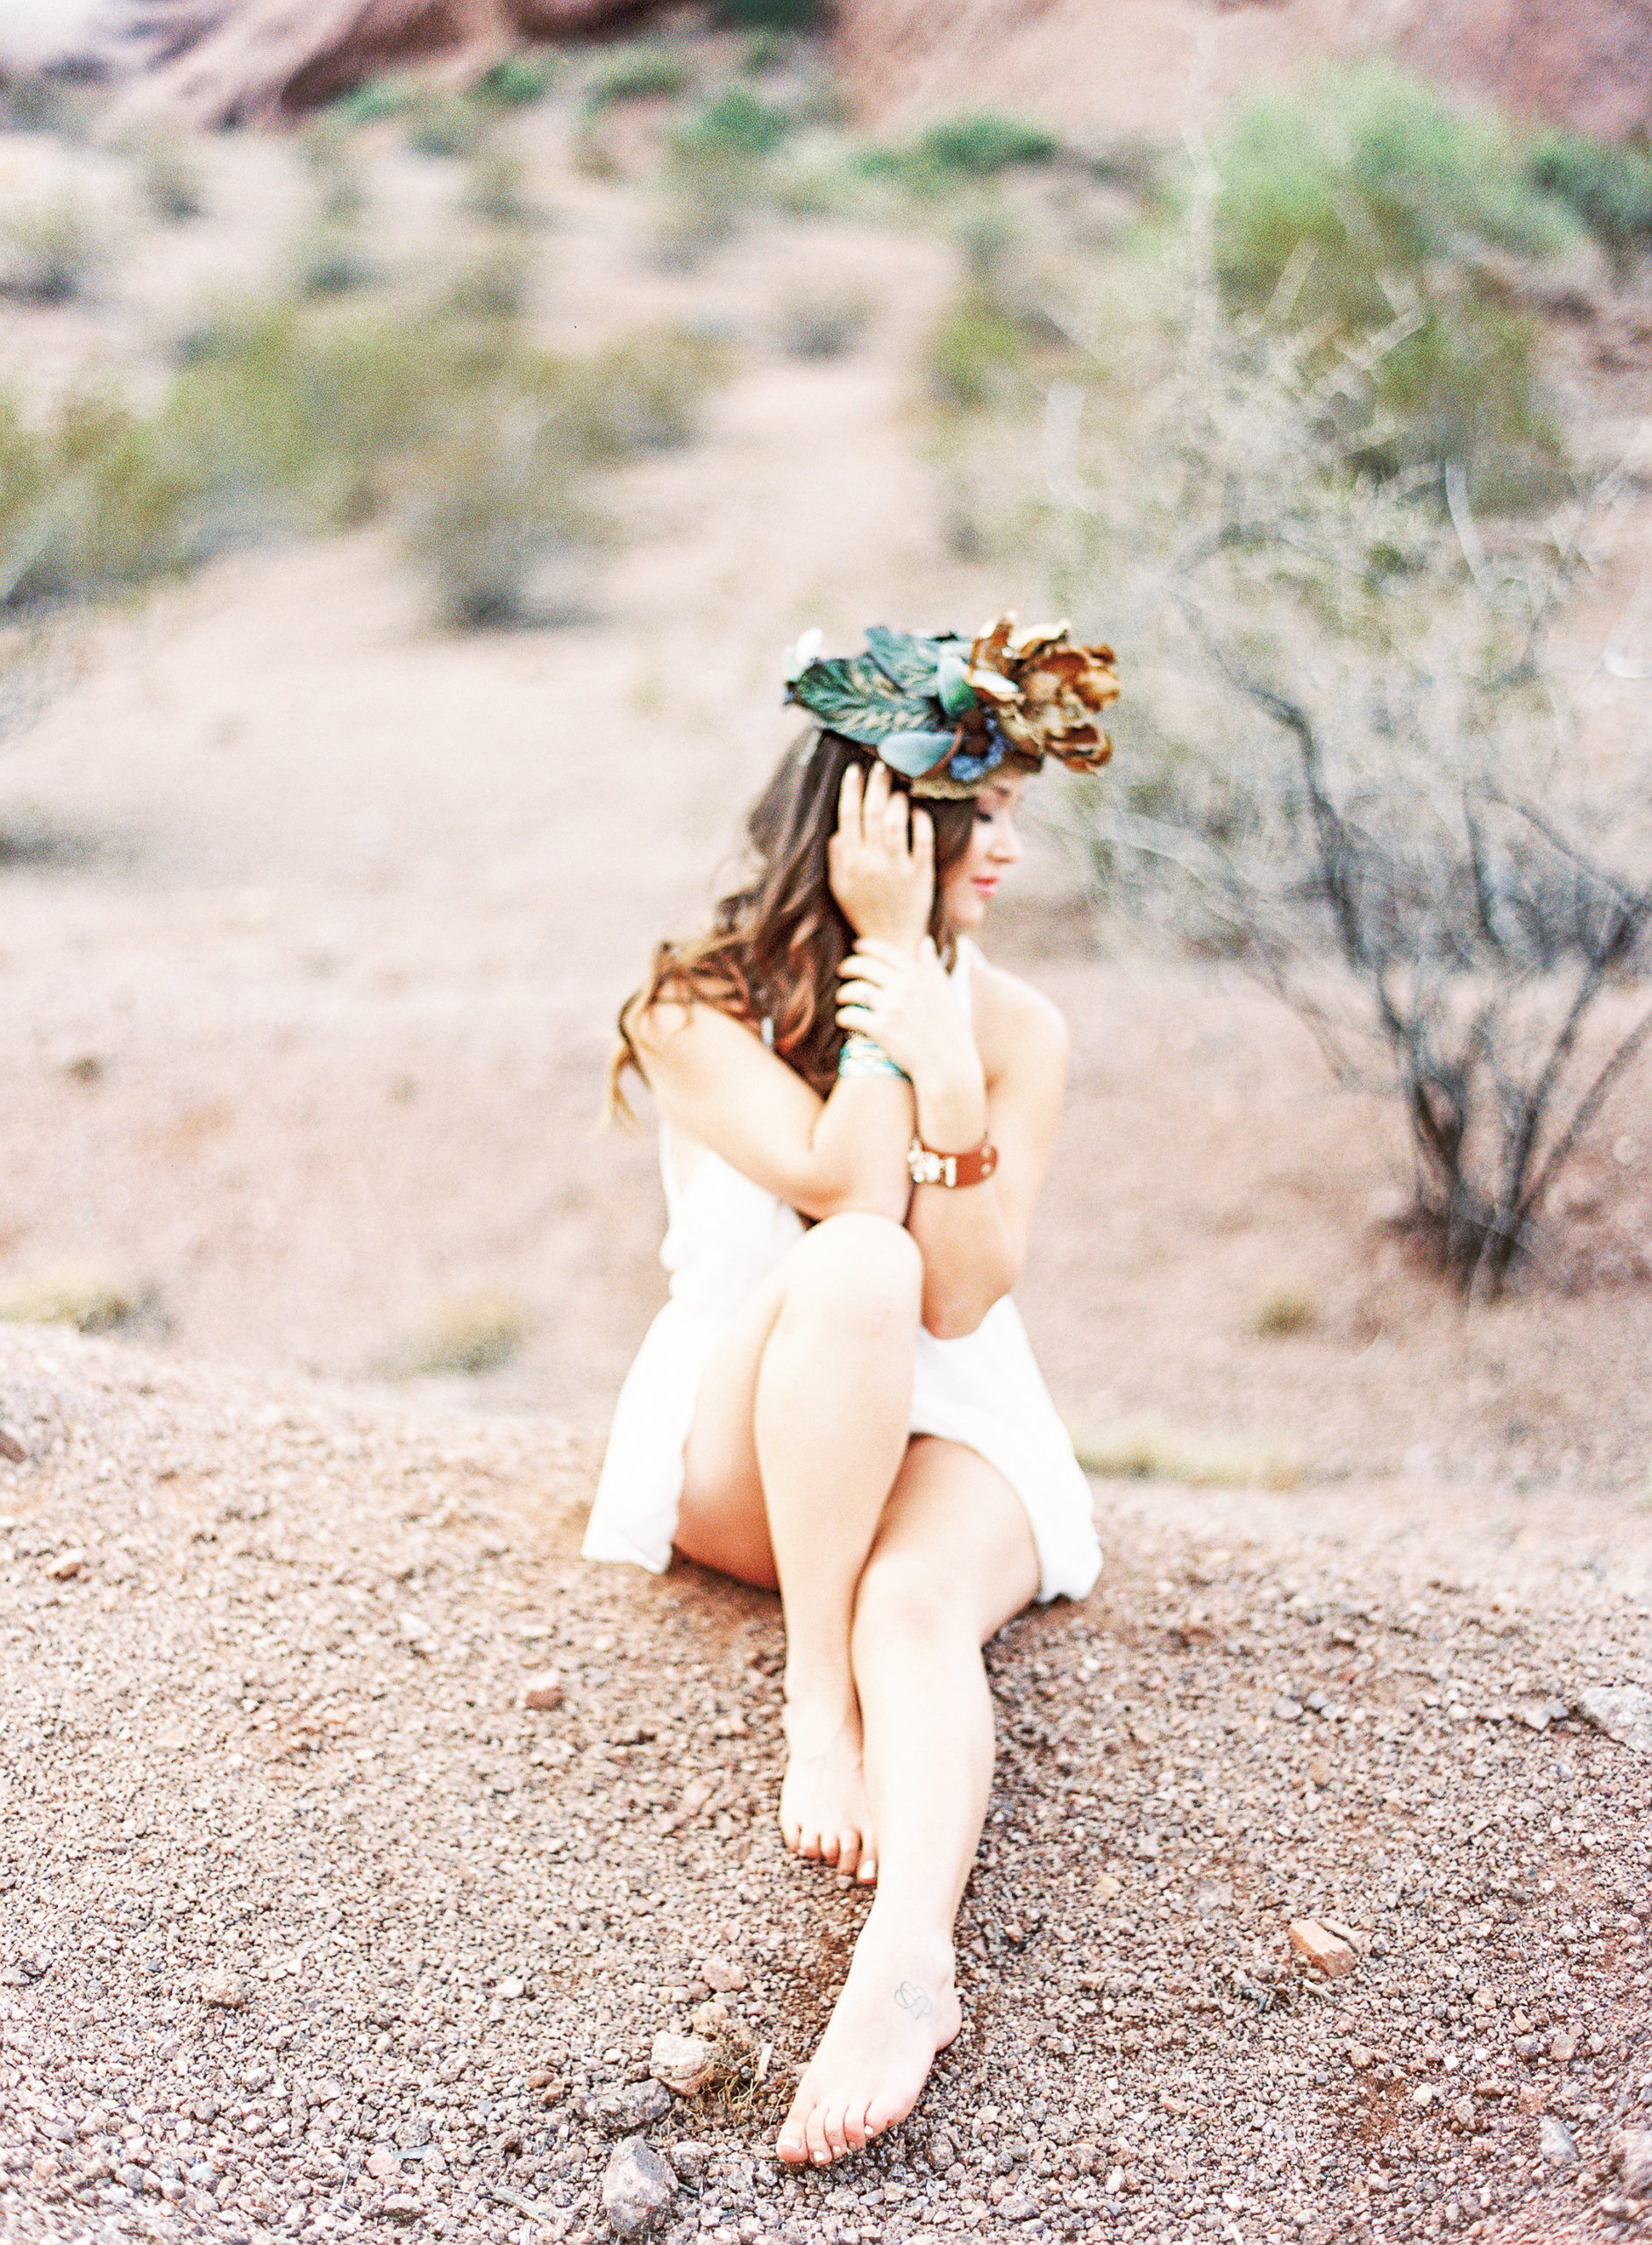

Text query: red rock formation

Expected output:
[833,0,1652,145]
[1399,0,1652,145]
[110,0,653,129]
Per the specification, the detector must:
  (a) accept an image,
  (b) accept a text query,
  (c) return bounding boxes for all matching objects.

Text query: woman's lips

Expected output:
[972,876,999,895]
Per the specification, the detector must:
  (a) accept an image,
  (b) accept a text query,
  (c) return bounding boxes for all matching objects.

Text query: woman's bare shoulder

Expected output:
[629,990,762,1091]
[971,951,1070,1060]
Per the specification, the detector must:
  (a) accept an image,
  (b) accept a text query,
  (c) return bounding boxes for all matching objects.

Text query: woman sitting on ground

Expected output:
[587,617,1119,2166]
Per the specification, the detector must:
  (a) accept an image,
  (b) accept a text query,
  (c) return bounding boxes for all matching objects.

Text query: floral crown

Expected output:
[783,614,1118,799]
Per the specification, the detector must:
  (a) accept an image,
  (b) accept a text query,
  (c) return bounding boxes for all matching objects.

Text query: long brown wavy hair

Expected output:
[609,728,979,1115]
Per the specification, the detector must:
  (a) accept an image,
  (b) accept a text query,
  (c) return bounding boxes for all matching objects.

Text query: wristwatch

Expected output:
[907,1134,999,1189]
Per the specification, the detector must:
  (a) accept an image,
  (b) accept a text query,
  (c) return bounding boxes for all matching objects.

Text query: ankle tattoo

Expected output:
[894,1980,934,2021]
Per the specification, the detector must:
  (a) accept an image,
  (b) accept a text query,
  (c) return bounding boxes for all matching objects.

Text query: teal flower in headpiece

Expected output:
[784,616,1118,797]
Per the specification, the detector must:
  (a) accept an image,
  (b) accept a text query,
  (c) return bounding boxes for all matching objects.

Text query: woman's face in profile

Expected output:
[938,775,1024,931]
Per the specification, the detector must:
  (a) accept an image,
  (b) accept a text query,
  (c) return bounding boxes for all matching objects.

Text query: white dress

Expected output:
[581,940,1102,1604]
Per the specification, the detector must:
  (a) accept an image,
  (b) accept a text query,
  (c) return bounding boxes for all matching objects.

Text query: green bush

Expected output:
[0,386,199,609]
[404,90,482,160]
[0,196,109,304]
[924,294,1029,410]
[673,84,790,161]
[137,139,207,224]
[1526,130,1652,265]
[584,42,694,110]
[464,145,541,227]
[401,404,599,628]
[1212,68,1576,500]
[712,0,830,27]
[917,113,1060,177]
[573,327,730,454]
[1,72,74,133]
[443,246,531,322]
[302,117,368,224]
[475,53,559,109]
[329,77,405,127]
[292,228,381,298]
[777,286,873,359]
[739,32,788,75]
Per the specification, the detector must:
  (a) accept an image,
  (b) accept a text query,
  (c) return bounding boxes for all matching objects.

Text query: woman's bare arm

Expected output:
[835,942,1068,1337]
[630,1000,914,1223]
[905,977,1067,1336]
[630,760,939,1223]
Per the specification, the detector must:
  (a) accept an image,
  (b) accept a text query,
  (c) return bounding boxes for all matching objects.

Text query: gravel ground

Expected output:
[3,1325,1649,2245]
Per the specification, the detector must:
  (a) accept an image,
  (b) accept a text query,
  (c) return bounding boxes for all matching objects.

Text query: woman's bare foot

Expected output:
[776,1915,959,2164]
[779,1700,876,1879]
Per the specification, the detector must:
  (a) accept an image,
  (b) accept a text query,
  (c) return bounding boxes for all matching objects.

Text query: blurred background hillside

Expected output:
[1,0,1650,1506]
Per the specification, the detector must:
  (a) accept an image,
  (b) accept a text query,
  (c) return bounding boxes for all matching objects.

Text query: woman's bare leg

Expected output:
[674,1212,922,1878]
[778,1437,1041,2164]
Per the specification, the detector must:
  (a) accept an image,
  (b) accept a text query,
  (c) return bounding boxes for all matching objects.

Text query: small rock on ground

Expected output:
[602,2134,677,2235]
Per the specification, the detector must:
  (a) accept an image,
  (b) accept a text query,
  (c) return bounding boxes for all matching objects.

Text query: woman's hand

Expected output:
[836,937,984,1110]
[826,761,934,951]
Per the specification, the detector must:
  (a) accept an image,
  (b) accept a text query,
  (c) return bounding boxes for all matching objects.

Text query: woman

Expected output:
[587,617,1119,2167]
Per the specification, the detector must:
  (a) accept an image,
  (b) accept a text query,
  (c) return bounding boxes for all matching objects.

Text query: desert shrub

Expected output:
[464,144,541,227]
[381,1290,529,1376]
[302,117,368,224]
[924,294,1029,410]
[1069,1412,1304,1489]
[137,139,206,224]
[1526,130,1652,268]
[1,71,74,133]
[1212,68,1576,503]
[329,76,404,126]
[739,32,788,75]
[0,196,109,304]
[0,1267,139,1335]
[712,0,831,28]
[0,386,200,609]
[918,114,1060,178]
[673,84,791,162]
[167,303,484,528]
[400,403,599,628]
[584,41,694,111]
[291,227,381,297]
[570,327,730,455]
[1252,1286,1316,1338]
[475,53,559,109]
[776,286,873,358]
[1026,175,1651,1295]
[404,90,482,160]
[443,246,531,322]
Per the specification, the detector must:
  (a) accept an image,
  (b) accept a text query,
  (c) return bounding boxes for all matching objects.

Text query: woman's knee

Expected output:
[782,1212,922,1336]
[851,1545,970,1652]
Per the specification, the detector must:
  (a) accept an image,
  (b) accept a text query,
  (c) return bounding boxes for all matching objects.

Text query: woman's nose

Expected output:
[990,818,1022,864]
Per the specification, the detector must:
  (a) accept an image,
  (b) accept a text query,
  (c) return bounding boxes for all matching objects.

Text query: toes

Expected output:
[855,1851,878,1885]
[843,2098,873,2151]
[775,2109,808,2166]
[836,1828,862,1878]
[821,2100,851,2160]
[804,2105,833,2165]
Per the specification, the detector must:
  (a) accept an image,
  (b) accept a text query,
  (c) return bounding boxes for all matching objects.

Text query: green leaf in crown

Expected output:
[783,614,1120,793]
[786,653,948,753]
[863,625,961,695]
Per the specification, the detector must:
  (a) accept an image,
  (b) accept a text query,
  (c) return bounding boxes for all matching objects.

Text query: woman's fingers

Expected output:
[860,758,890,841]
[837,760,864,840]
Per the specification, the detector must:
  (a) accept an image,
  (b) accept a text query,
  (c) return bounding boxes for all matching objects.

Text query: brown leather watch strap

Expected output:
[907,1134,999,1189]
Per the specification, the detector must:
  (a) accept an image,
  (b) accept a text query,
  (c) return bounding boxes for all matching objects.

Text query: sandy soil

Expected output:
[2,70,1651,2245]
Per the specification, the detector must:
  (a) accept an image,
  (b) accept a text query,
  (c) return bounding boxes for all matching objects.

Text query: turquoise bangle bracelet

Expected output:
[837,1033,912,1083]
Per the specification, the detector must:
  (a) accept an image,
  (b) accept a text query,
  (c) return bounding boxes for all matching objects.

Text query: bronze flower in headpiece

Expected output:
[783,615,1117,796]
